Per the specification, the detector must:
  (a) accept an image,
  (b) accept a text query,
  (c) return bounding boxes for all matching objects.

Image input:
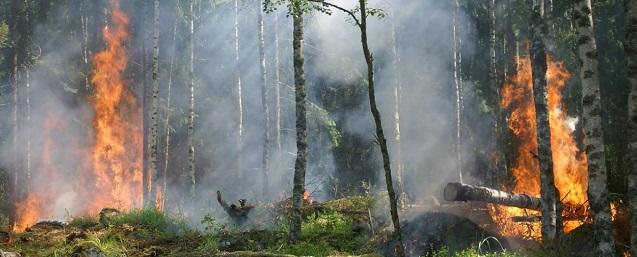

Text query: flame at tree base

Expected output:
[490,55,589,239]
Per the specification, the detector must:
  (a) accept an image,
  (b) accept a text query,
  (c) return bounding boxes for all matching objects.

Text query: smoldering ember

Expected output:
[0,0,636,256]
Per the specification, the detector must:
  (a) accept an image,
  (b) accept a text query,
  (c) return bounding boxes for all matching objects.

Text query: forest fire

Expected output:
[12,0,141,231]
[491,55,589,239]
[84,0,142,215]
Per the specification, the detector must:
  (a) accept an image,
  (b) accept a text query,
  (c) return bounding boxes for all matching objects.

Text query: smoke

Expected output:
[0,0,491,228]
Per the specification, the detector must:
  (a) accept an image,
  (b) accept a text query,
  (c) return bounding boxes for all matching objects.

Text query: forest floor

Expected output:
[0,197,579,257]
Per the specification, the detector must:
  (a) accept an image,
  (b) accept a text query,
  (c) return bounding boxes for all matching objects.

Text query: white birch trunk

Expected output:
[574,0,616,254]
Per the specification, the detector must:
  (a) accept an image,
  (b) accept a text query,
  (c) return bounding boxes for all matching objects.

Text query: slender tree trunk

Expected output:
[187,0,196,198]
[258,0,270,199]
[453,0,464,184]
[139,0,150,205]
[289,4,308,244]
[25,69,30,195]
[626,1,637,255]
[574,0,616,254]
[147,0,161,208]
[490,0,509,188]
[390,11,407,209]
[274,13,282,152]
[10,0,19,207]
[81,0,90,92]
[235,0,244,179]
[529,0,561,242]
[162,5,179,210]
[358,1,405,256]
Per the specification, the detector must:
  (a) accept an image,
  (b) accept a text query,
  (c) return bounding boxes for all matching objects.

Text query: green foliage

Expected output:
[68,215,99,230]
[105,208,190,237]
[76,236,128,257]
[308,102,342,148]
[0,22,8,48]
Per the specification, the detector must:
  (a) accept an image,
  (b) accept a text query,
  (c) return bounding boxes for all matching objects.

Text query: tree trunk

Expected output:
[25,68,30,195]
[9,0,20,210]
[235,0,244,179]
[162,4,179,210]
[529,0,561,242]
[139,0,150,206]
[274,13,282,152]
[453,0,464,184]
[187,0,196,198]
[81,0,90,92]
[390,10,406,209]
[444,183,541,210]
[574,0,616,255]
[258,0,271,199]
[289,4,308,244]
[626,0,637,255]
[358,1,405,256]
[147,0,161,208]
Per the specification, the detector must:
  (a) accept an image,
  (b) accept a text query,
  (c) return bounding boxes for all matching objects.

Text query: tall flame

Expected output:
[490,55,589,239]
[84,0,142,214]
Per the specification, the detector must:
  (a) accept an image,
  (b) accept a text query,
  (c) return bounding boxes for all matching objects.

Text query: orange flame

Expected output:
[13,116,65,231]
[491,55,589,239]
[303,191,314,204]
[13,0,143,231]
[83,0,142,214]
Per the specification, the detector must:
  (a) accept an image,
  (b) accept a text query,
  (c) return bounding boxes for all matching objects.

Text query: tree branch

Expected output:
[308,0,361,27]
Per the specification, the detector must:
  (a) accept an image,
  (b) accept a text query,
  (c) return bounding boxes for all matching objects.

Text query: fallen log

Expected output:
[444,182,541,210]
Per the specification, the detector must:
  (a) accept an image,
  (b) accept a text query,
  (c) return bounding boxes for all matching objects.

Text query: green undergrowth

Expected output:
[4,200,559,257]
[198,210,368,257]
[8,208,199,257]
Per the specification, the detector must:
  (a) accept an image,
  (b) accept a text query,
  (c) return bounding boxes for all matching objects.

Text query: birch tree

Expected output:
[390,9,407,208]
[573,0,616,254]
[288,1,308,244]
[627,0,637,255]
[187,0,196,198]
[528,0,561,241]
[161,3,179,209]
[258,0,271,198]
[235,0,244,179]
[453,0,464,183]
[147,0,161,207]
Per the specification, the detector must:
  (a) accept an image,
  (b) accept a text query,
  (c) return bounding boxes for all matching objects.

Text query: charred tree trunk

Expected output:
[358,1,405,256]
[574,0,616,255]
[162,5,179,209]
[235,0,244,179]
[444,183,541,210]
[529,0,561,242]
[289,3,308,244]
[258,0,271,199]
[187,0,196,198]
[147,0,161,208]
[626,0,637,255]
